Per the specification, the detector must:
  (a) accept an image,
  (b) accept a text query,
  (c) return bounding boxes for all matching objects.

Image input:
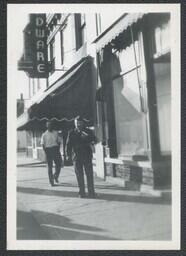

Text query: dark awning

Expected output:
[93,13,146,51]
[35,57,89,105]
[17,56,94,131]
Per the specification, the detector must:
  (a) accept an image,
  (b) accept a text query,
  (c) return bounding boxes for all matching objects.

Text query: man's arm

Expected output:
[66,131,73,160]
[40,134,46,152]
[42,145,46,152]
[56,132,62,148]
[82,129,97,144]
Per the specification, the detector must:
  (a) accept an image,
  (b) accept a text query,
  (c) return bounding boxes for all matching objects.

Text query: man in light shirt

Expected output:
[41,121,63,186]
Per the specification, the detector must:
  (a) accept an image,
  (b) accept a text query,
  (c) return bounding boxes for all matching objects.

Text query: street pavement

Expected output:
[17,152,172,241]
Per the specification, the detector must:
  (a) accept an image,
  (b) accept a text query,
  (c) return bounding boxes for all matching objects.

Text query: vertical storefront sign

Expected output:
[30,14,48,78]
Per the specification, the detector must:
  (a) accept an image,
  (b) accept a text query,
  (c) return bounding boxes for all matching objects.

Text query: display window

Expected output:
[150,17,171,155]
[112,31,149,157]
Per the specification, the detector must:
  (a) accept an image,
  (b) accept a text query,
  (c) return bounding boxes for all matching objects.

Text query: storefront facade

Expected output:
[17,12,171,190]
[94,13,171,189]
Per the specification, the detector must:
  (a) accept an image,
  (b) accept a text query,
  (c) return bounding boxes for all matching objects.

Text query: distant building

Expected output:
[17,93,24,117]
[17,94,27,152]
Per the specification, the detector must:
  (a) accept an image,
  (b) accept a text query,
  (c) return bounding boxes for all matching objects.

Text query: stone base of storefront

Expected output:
[105,162,142,190]
[105,158,171,191]
[153,160,172,189]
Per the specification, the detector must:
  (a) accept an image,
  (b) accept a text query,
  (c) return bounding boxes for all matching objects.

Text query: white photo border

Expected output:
[7,3,181,250]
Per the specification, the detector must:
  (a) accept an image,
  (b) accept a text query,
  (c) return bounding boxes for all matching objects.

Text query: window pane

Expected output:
[32,79,35,95]
[75,14,82,50]
[60,30,64,64]
[112,31,148,156]
[153,62,171,154]
[161,21,170,51]
[81,14,86,26]
[113,73,147,156]
[49,39,55,72]
[80,14,86,45]
[122,71,141,112]
[50,39,55,60]
[152,19,170,57]
[52,40,55,58]
[37,79,40,90]
[114,39,141,75]
[117,45,135,73]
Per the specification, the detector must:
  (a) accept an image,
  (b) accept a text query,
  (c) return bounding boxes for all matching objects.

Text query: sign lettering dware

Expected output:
[30,14,48,78]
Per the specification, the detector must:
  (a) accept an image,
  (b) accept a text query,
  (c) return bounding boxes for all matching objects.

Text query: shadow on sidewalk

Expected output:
[17,163,46,168]
[17,210,49,240]
[17,186,171,205]
[61,182,127,191]
[17,209,117,240]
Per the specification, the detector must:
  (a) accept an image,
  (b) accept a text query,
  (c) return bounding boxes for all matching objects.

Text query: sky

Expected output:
[8,9,29,100]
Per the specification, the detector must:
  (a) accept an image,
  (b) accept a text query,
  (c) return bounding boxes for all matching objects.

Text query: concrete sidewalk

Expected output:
[17,153,172,240]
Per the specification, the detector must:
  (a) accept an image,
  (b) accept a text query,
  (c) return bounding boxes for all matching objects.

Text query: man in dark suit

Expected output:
[66,116,97,198]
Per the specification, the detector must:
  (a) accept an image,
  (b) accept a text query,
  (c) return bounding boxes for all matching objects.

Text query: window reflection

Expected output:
[112,31,148,157]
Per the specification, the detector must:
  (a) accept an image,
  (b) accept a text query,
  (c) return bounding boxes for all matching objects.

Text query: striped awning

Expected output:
[93,13,147,51]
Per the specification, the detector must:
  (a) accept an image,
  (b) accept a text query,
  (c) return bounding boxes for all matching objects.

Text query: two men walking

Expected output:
[41,117,97,198]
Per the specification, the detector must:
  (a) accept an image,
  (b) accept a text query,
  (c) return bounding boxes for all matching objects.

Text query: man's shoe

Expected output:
[54,174,59,183]
[88,193,99,199]
[78,194,87,198]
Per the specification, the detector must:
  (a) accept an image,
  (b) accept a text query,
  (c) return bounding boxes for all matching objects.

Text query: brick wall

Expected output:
[115,164,130,181]
[142,168,154,187]
[106,162,155,188]
[105,159,171,190]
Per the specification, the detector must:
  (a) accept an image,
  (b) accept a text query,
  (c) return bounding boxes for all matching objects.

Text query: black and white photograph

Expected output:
[7,3,180,250]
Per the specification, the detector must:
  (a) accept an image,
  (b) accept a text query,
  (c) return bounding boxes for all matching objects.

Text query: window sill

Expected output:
[153,49,171,61]
[104,156,151,168]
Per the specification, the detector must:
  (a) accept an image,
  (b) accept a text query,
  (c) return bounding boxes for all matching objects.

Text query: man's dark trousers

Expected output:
[45,146,62,185]
[74,158,95,197]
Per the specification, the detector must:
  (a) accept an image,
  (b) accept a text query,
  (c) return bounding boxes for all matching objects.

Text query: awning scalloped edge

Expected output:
[96,13,147,52]
[28,117,91,122]
[17,116,92,131]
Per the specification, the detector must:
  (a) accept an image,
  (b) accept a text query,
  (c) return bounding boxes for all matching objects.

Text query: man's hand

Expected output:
[81,132,88,139]
[43,145,46,153]
[66,156,71,161]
